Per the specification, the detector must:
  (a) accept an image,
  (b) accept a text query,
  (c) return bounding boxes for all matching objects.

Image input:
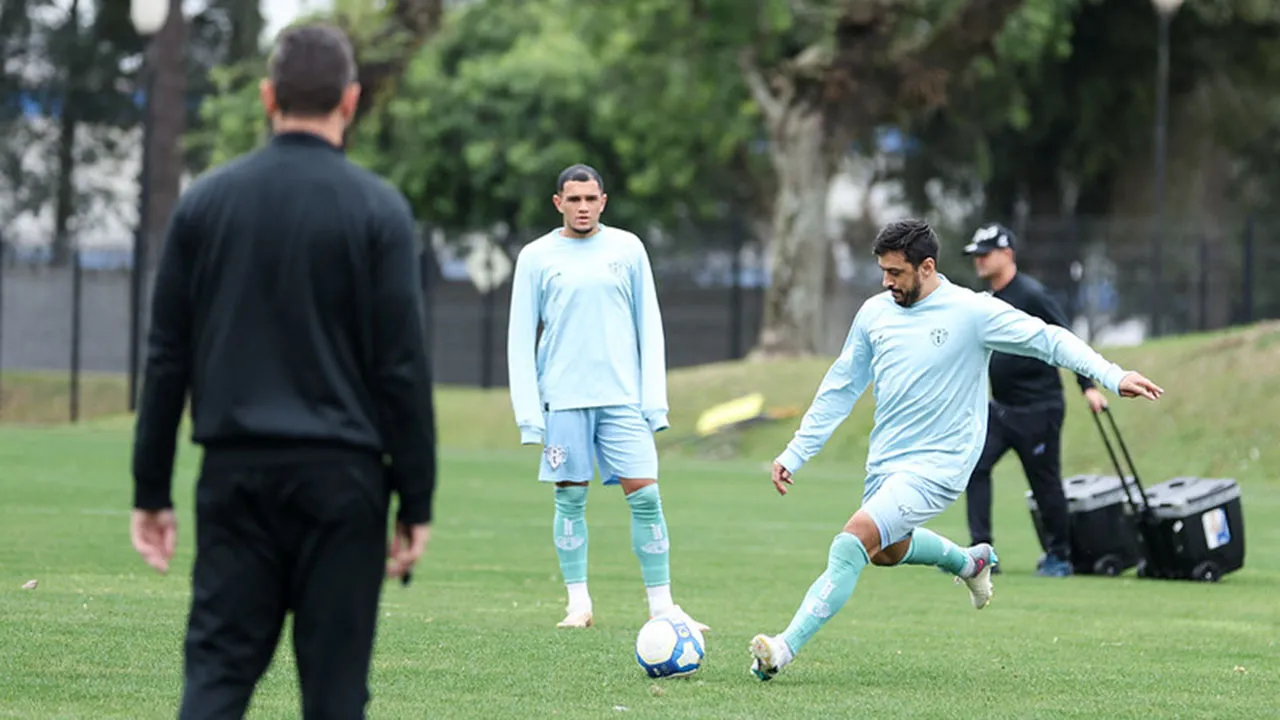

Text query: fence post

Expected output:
[70,247,83,423]
[1150,224,1164,338]
[0,244,5,418]
[480,280,495,389]
[728,217,744,360]
[1198,235,1209,332]
[0,241,5,418]
[1242,216,1255,325]
[419,224,436,360]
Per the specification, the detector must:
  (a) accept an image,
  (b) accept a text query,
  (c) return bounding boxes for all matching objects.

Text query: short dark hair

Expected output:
[268,23,357,118]
[873,219,940,268]
[556,164,605,194]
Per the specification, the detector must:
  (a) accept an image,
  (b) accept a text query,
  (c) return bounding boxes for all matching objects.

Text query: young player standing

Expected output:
[749,220,1162,680]
[506,164,708,633]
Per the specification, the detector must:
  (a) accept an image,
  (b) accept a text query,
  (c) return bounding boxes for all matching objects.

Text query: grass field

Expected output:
[2,322,1278,719]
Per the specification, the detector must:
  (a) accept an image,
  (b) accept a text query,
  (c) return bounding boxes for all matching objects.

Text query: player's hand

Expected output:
[771,462,793,496]
[131,508,178,574]
[387,522,430,579]
[1083,387,1108,414]
[1118,372,1163,401]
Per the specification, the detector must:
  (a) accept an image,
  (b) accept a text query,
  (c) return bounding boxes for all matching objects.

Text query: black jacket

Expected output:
[131,132,437,525]
[987,271,1095,408]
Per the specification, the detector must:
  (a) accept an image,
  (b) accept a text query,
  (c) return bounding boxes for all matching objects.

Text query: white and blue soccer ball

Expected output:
[634,615,705,678]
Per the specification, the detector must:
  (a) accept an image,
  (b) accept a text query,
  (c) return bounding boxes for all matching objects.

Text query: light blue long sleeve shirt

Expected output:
[507,224,669,444]
[776,276,1129,490]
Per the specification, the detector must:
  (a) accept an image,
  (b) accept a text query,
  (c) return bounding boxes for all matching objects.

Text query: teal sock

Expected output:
[553,486,589,584]
[900,528,972,576]
[626,484,670,587]
[780,532,870,656]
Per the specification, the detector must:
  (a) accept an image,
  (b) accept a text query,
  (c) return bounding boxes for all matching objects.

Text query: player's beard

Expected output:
[892,273,923,306]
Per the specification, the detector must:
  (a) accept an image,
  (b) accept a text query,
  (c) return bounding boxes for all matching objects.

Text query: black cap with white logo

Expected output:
[963,223,1016,255]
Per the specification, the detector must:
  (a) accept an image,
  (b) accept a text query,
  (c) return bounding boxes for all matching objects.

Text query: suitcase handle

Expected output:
[1090,406,1152,510]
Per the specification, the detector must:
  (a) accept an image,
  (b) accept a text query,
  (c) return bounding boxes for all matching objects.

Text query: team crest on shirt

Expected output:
[545,445,567,470]
[930,328,949,347]
[607,260,629,278]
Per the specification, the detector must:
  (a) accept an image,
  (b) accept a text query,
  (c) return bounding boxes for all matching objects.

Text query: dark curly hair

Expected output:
[872,220,940,268]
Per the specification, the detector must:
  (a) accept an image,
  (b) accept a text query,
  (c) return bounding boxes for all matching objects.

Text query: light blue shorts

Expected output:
[860,472,962,549]
[539,404,658,485]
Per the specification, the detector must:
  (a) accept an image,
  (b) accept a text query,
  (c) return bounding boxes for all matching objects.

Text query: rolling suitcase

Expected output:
[1091,407,1246,583]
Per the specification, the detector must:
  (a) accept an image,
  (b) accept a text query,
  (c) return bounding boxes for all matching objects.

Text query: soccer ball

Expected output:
[634,615,705,678]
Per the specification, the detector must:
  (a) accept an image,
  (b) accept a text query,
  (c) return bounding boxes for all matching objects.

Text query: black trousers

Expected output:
[965,401,1070,560]
[178,451,389,720]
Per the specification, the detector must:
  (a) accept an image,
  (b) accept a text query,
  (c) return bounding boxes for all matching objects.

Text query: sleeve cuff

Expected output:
[133,480,174,510]
[776,447,806,474]
[1101,366,1129,396]
[396,491,433,525]
[645,411,669,433]
[519,426,544,445]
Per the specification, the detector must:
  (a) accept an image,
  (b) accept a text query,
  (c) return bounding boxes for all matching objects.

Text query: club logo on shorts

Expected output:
[545,445,567,470]
[930,328,949,347]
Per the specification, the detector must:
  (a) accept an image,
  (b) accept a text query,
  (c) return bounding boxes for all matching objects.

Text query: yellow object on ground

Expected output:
[695,393,766,437]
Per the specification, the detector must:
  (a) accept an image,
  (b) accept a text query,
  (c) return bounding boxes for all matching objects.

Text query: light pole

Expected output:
[1150,0,1183,337]
[127,0,168,411]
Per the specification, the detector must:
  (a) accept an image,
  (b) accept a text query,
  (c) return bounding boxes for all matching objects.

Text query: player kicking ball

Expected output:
[507,163,709,634]
[749,220,1162,680]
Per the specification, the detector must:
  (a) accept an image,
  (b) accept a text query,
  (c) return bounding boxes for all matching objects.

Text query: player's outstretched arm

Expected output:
[506,246,546,444]
[632,243,669,433]
[774,310,875,485]
[975,294,1161,400]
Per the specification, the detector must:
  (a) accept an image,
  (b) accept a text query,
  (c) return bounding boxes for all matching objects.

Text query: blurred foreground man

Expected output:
[129,23,437,719]
[963,223,1106,577]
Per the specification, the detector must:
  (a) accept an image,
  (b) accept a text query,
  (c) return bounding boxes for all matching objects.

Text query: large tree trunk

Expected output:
[739,48,837,359]
[753,103,832,358]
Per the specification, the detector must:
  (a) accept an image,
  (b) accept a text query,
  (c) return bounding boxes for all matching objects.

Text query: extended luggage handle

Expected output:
[1090,406,1153,513]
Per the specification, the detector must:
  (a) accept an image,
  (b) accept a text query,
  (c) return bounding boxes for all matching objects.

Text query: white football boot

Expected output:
[957,543,999,609]
[748,634,793,681]
[555,609,593,629]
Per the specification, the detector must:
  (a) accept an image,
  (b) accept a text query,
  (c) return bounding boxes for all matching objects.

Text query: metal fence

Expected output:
[2,214,1277,422]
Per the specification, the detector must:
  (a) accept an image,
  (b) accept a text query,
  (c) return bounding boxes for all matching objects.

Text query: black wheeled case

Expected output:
[1091,408,1246,583]
[1135,476,1246,582]
[1024,474,1143,576]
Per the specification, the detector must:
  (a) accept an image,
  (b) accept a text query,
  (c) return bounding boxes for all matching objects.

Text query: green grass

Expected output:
[0,371,130,425]
[2,322,1279,719]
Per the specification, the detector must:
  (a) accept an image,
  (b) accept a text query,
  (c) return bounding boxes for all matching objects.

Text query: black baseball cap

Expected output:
[963,223,1016,255]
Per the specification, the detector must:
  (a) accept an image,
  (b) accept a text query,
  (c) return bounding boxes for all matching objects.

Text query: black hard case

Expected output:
[1025,473,1144,576]
[1091,408,1246,583]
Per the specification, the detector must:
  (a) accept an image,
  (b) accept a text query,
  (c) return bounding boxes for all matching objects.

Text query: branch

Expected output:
[738,48,787,125]
[915,0,1025,75]
[890,0,1024,111]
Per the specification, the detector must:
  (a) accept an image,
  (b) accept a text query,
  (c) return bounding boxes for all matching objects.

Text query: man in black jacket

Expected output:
[129,23,436,718]
[963,223,1107,577]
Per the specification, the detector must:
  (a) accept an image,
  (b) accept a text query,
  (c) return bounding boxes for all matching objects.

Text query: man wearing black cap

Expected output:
[962,223,1107,577]
[129,22,436,718]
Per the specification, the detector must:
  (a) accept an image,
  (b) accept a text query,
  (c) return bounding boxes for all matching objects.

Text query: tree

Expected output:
[386,0,760,239]
[590,0,1044,356]
[1,0,151,265]
[191,0,443,169]
[894,0,1280,329]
